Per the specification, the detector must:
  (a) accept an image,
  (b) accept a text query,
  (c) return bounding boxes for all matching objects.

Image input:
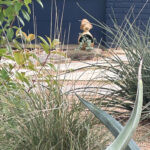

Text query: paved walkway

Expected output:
[0,51,126,94]
[57,69,116,81]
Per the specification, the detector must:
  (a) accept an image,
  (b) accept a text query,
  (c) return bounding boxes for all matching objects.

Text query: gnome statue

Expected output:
[76,19,94,51]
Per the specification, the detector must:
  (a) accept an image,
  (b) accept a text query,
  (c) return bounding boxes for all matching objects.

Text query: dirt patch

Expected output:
[133,124,150,150]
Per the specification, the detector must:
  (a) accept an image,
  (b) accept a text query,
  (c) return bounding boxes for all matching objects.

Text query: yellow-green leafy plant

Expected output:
[16,28,35,44]
[0,0,43,44]
[13,50,36,70]
[38,36,60,54]
[38,36,67,67]
[0,45,37,71]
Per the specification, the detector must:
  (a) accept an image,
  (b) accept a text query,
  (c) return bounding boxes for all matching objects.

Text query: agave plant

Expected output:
[76,60,143,150]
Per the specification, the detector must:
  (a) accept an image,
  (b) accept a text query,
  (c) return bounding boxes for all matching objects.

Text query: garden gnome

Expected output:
[76,19,94,51]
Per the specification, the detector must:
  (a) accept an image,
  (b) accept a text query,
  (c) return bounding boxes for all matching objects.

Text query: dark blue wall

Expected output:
[23,0,106,44]
[106,0,150,44]
[106,0,150,25]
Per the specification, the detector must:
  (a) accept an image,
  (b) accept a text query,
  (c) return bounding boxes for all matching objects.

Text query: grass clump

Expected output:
[0,70,111,150]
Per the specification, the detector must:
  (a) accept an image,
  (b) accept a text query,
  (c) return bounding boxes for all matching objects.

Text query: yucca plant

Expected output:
[77,2,150,119]
[98,19,150,120]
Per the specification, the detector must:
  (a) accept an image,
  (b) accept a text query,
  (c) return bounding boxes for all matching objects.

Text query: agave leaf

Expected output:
[76,60,143,150]
[106,60,143,150]
[76,94,140,150]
